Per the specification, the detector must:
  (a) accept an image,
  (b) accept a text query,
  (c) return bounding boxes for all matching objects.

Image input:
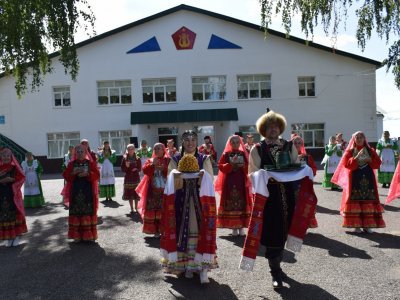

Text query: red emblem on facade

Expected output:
[171,26,196,50]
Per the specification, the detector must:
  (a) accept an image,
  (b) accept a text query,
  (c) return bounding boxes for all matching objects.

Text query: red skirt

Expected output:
[68,215,98,241]
[0,212,28,240]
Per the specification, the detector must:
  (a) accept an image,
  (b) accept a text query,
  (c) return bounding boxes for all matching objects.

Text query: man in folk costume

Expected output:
[376,130,398,188]
[244,134,255,154]
[215,135,252,236]
[239,110,317,289]
[136,143,169,236]
[198,135,217,164]
[161,130,217,284]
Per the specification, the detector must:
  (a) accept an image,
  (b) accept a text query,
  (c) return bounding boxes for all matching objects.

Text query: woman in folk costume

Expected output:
[136,139,152,178]
[161,130,217,284]
[98,141,117,201]
[376,130,398,188]
[331,131,385,233]
[166,139,178,158]
[121,144,141,214]
[136,143,169,236]
[321,136,342,190]
[63,144,100,241]
[214,135,252,236]
[21,152,45,208]
[291,134,318,228]
[0,148,27,247]
[386,160,400,204]
[198,135,218,164]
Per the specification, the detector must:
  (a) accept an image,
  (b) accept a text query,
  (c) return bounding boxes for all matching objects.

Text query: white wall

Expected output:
[0,9,378,158]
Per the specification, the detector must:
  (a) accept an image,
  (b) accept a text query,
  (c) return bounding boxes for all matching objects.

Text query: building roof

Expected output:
[50,4,382,67]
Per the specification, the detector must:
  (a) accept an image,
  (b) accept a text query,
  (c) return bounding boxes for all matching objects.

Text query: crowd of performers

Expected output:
[1,111,400,289]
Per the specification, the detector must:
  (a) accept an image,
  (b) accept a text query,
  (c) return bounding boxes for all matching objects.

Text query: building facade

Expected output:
[0,5,381,172]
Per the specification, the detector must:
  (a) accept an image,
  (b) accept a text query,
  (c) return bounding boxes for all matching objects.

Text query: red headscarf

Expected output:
[136,142,169,217]
[290,134,306,155]
[214,135,250,194]
[0,148,26,217]
[62,145,99,211]
[331,131,374,212]
[151,142,168,158]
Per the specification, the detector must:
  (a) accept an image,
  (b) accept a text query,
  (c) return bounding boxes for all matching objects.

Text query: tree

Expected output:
[0,0,95,97]
[259,0,400,89]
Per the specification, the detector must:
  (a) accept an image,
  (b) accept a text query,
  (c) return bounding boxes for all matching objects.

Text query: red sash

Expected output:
[240,176,317,271]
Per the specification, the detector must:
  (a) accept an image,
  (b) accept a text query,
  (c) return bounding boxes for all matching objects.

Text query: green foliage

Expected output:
[0,0,95,97]
[259,0,400,89]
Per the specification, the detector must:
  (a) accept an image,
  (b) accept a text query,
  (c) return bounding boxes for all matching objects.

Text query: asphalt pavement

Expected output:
[1,171,399,300]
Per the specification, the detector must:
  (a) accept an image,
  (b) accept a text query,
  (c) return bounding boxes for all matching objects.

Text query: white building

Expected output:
[0,4,382,171]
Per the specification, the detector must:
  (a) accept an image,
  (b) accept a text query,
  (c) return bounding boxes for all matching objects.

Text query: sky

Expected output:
[76,0,400,137]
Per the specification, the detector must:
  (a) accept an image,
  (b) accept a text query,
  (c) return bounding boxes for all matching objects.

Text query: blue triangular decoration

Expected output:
[208,34,242,49]
[127,36,161,53]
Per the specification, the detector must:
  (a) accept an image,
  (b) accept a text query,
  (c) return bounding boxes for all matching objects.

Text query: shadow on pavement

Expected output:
[316,205,340,215]
[25,204,62,217]
[269,275,339,300]
[165,275,239,300]
[218,235,245,249]
[0,216,159,299]
[349,232,400,249]
[304,233,372,259]
[382,204,400,212]
[100,199,123,208]
[144,236,160,249]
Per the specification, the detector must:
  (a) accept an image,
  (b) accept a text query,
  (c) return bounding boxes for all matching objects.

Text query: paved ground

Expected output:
[1,171,399,300]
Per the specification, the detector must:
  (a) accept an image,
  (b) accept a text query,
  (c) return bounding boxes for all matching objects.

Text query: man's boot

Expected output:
[268,257,283,289]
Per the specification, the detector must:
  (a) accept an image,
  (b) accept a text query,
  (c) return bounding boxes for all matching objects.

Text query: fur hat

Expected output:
[256,110,286,138]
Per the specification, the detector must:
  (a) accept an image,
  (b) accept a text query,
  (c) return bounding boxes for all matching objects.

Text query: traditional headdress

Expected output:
[256,110,286,138]
[181,130,198,141]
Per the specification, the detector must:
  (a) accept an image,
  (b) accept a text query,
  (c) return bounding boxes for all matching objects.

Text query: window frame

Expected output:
[191,75,227,101]
[298,76,316,97]
[97,80,132,106]
[142,78,177,104]
[237,74,272,100]
[98,130,132,155]
[52,86,71,108]
[291,123,325,148]
[47,132,80,158]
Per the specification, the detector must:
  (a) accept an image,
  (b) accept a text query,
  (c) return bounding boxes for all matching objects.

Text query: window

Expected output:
[47,132,80,158]
[142,78,176,103]
[291,123,324,147]
[0,116,5,124]
[97,80,132,105]
[237,74,271,99]
[99,130,131,154]
[158,127,179,135]
[53,86,71,107]
[298,76,315,97]
[239,125,261,142]
[192,76,226,101]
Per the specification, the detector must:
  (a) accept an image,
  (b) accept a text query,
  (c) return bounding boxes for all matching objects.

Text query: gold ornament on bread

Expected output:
[178,154,199,173]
